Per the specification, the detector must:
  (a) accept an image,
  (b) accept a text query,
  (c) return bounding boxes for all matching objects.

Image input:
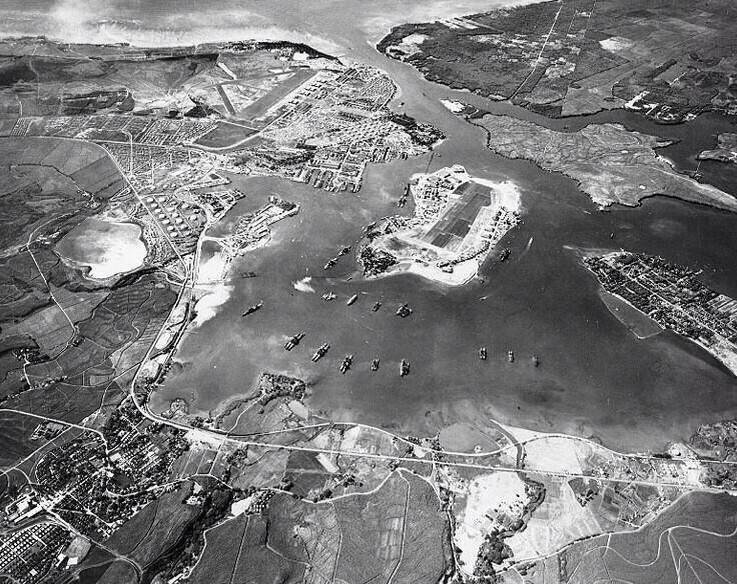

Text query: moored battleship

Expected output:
[284,332,305,351]
[400,359,410,377]
[241,301,263,317]
[312,343,330,362]
[395,303,413,318]
[339,354,353,374]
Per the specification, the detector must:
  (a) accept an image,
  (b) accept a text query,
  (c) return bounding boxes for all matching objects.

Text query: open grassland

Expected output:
[474,114,737,211]
[0,411,43,467]
[0,137,125,255]
[104,483,199,566]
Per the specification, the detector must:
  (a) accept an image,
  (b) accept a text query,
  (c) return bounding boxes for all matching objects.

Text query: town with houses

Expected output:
[584,251,737,376]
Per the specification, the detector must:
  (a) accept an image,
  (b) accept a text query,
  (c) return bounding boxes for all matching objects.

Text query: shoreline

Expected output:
[575,247,737,378]
[466,114,737,213]
[365,257,479,287]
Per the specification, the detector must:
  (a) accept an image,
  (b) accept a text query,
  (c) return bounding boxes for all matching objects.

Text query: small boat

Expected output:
[371,301,382,312]
[346,294,358,306]
[284,332,305,351]
[479,347,487,360]
[312,343,330,362]
[339,354,353,374]
[370,358,380,371]
[242,301,263,317]
[507,350,515,363]
[532,355,540,367]
[400,359,410,377]
[395,303,413,318]
[323,259,336,270]
[322,291,336,301]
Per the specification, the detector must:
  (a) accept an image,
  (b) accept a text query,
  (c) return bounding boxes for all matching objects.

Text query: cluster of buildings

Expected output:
[246,66,438,193]
[360,166,521,282]
[222,196,299,256]
[5,404,188,546]
[100,142,232,256]
[0,402,190,582]
[0,522,72,584]
[624,91,699,124]
[585,251,737,374]
[10,114,216,146]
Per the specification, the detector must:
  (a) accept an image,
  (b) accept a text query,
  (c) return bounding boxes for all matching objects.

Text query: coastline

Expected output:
[467,114,737,213]
[366,257,479,287]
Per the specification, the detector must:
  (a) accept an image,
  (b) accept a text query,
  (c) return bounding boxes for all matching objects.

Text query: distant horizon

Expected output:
[1,0,534,54]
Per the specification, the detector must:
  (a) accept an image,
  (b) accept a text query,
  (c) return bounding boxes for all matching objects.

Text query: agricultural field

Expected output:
[497,489,737,584]
[188,513,304,584]
[379,0,737,120]
[188,471,450,584]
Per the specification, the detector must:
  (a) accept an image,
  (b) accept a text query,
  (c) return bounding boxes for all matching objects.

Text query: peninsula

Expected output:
[698,133,737,164]
[583,250,737,376]
[469,112,737,211]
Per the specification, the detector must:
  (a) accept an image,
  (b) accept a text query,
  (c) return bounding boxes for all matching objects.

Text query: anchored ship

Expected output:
[323,259,336,270]
[370,358,380,371]
[499,249,511,262]
[400,359,410,377]
[479,347,487,360]
[322,291,336,301]
[312,343,330,362]
[241,301,263,317]
[532,355,540,367]
[395,303,413,318]
[371,301,382,312]
[240,271,258,278]
[284,332,305,351]
[339,355,353,374]
[346,294,358,306]
[507,350,515,363]
[338,245,352,256]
